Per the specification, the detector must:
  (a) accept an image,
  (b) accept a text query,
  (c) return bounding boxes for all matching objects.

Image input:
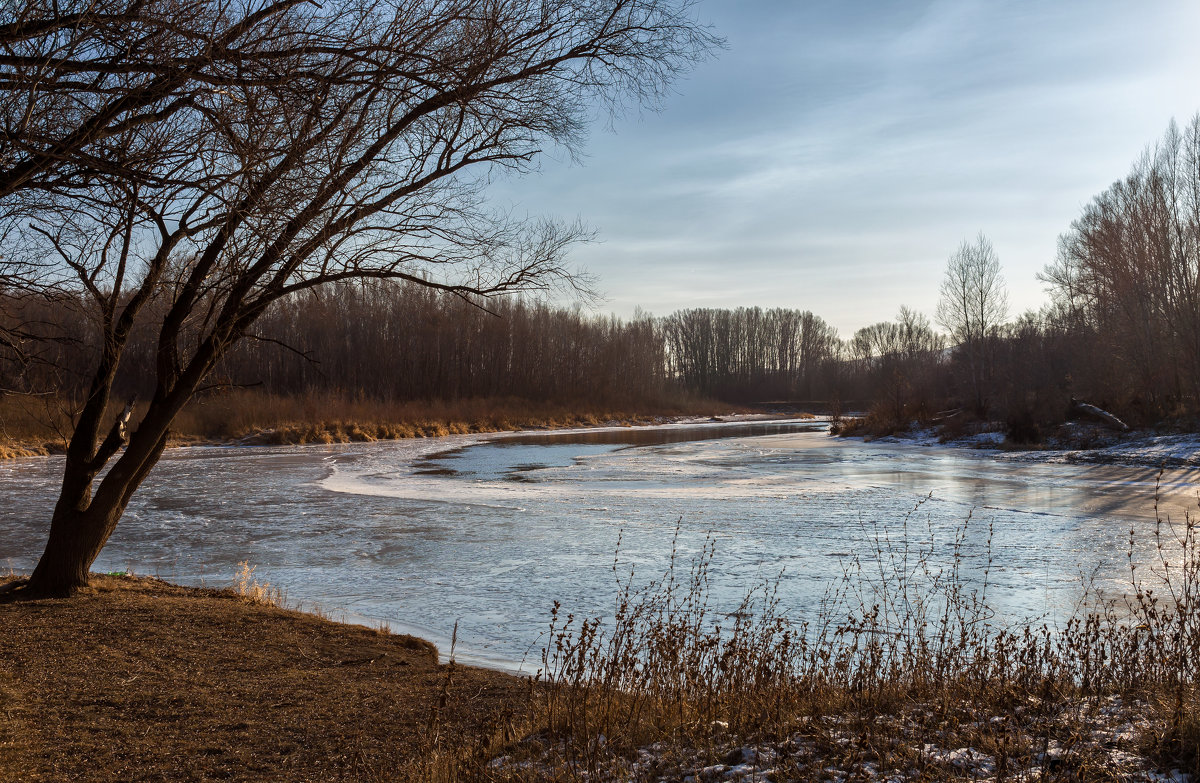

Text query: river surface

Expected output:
[2,419,1197,671]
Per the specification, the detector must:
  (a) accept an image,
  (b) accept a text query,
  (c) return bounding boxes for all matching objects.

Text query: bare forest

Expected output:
[1,5,1199,780]
[6,117,1200,450]
[0,0,1196,596]
[9,114,1200,440]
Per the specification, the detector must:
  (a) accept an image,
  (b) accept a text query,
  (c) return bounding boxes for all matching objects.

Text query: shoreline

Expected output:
[836,424,1200,470]
[2,573,1193,782]
[0,573,532,782]
[0,404,785,461]
[4,417,1196,779]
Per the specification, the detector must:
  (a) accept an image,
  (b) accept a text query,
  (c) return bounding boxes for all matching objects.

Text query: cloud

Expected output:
[491,0,1200,336]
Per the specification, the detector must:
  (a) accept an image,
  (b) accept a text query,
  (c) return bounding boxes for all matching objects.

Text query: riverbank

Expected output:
[0,573,530,782]
[0,391,748,459]
[834,418,1200,469]
[1,570,1196,782]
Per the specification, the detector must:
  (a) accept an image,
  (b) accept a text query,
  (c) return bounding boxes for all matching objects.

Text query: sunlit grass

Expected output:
[231,561,285,608]
[451,498,1200,782]
[1,389,737,454]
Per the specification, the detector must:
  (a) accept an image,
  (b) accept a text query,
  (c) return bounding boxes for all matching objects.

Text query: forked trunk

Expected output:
[26,504,125,596]
[26,427,169,596]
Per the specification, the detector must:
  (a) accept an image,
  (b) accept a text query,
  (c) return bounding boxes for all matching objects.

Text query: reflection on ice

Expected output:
[0,419,1197,672]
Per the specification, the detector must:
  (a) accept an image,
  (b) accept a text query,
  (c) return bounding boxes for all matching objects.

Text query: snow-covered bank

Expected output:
[845,425,1200,470]
[1005,430,1200,469]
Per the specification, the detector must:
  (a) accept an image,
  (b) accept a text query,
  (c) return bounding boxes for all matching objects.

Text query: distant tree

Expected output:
[895,306,942,359]
[1,0,717,595]
[661,307,838,401]
[850,307,943,423]
[936,233,1008,413]
[1043,115,1200,413]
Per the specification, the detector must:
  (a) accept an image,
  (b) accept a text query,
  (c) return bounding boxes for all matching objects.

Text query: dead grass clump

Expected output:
[827,416,865,437]
[231,561,284,607]
[482,496,1200,782]
[0,443,53,458]
[828,403,925,440]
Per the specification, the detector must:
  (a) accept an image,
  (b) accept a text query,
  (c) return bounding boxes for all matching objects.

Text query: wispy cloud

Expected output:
[494,0,1200,336]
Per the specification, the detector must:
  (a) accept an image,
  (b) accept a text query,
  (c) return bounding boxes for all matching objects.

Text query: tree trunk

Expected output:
[26,427,169,596]
[26,505,124,596]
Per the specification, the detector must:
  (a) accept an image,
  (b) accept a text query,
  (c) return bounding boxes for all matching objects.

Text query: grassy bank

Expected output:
[3,507,1196,781]
[0,574,532,782]
[0,391,743,458]
[500,508,1199,782]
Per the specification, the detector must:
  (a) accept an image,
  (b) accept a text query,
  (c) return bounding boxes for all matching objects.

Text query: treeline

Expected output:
[0,284,672,408]
[1043,117,1200,414]
[1,285,857,411]
[224,286,668,405]
[659,115,1200,432]
[5,115,1200,436]
[921,115,1200,432]
[661,308,840,402]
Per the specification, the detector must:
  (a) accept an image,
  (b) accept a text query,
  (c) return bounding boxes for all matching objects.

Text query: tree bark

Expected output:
[25,505,123,596]
[26,427,168,596]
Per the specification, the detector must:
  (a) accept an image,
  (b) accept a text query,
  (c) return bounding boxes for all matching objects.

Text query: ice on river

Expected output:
[1,419,1197,671]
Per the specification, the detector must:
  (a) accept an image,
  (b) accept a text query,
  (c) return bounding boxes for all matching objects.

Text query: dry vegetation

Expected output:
[0,390,735,458]
[486,505,1200,782]
[3,503,1197,781]
[172,391,726,445]
[0,573,531,783]
[0,393,72,457]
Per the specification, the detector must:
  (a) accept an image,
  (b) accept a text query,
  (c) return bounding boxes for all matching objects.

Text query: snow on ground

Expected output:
[486,696,1195,782]
[849,422,1200,470]
[1031,430,1200,468]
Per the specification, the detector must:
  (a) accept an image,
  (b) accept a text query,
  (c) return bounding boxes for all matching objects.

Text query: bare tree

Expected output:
[849,306,946,423]
[2,0,717,595]
[936,232,1008,413]
[0,0,319,202]
[661,307,839,402]
[1042,115,1200,412]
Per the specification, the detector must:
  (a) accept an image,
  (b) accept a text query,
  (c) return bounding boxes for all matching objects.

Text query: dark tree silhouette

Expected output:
[0,0,717,595]
[936,233,1008,414]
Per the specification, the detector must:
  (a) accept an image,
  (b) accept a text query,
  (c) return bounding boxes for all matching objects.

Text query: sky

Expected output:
[490,0,1200,338]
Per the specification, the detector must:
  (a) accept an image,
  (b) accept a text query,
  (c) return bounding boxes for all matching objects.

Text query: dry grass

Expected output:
[230,560,285,607]
[0,572,527,783]
[174,391,731,444]
[827,403,917,439]
[0,390,737,456]
[0,394,71,456]
[476,498,1200,782]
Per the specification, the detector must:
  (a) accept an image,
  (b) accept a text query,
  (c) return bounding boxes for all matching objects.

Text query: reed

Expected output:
[470,495,1200,781]
[0,389,736,455]
[230,561,285,607]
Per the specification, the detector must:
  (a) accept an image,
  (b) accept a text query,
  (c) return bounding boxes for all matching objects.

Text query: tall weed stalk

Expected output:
[529,496,1200,778]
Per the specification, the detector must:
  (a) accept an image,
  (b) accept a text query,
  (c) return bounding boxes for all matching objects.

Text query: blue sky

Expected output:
[495,0,1200,336]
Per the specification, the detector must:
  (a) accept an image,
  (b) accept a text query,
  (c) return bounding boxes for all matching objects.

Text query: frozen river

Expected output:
[2,419,1197,670]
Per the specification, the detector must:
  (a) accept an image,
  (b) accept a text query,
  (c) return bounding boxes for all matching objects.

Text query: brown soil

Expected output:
[0,575,531,782]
